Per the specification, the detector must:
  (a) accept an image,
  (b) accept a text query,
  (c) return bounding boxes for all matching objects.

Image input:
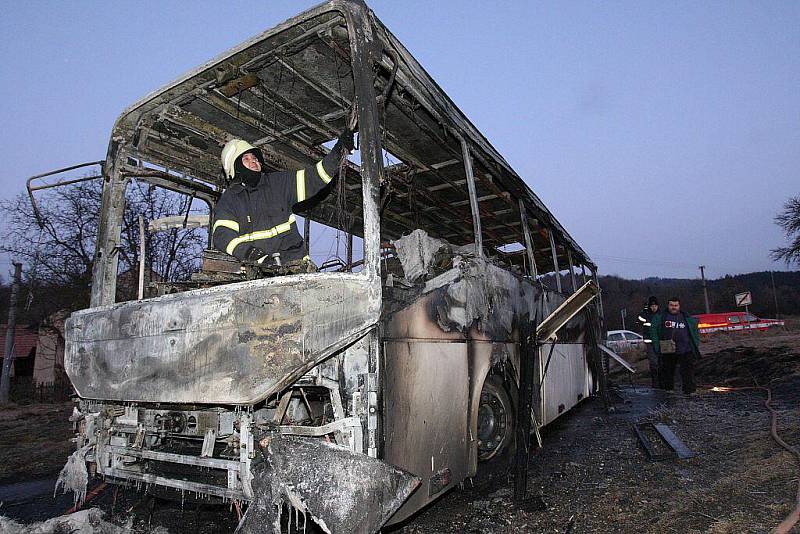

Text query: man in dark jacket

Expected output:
[649,297,701,394]
[212,129,354,265]
[637,296,660,388]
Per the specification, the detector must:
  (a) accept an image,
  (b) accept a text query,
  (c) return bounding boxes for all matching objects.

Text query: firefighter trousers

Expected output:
[646,345,660,389]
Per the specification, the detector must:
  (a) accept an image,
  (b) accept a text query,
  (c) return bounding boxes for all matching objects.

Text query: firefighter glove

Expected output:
[244,246,267,263]
[339,128,356,152]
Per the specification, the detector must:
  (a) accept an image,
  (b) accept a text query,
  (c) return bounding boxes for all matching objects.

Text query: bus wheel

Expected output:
[477,375,514,462]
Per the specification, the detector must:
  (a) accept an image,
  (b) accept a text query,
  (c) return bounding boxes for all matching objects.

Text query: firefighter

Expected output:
[637,296,660,388]
[212,129,354,266]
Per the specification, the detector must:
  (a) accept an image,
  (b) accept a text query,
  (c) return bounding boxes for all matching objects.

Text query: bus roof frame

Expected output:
[90,0,595,306]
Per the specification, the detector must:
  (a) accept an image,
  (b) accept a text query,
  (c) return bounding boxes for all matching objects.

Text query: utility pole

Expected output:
[0,262,22,404]
[620,308,626,330]
[770,271,780,319]
[138,215,146,300]
[699,265,711,314]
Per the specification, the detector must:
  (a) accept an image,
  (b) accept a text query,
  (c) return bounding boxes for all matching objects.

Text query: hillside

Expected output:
[599,270,800,331]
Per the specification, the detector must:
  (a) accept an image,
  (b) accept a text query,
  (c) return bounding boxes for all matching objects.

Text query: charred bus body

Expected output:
[60,1,605,531]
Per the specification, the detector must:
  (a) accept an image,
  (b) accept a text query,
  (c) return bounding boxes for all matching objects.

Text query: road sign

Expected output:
[735,291,752,307]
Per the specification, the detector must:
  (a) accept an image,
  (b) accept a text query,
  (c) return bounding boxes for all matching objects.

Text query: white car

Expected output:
[606,330,645,352]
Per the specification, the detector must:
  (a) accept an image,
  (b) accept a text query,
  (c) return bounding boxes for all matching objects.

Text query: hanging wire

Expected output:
[331,46,352,263]
[258,79,267,125]
[271,59,284,136]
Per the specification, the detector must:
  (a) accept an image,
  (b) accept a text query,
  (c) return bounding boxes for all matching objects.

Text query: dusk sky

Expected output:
[1,1,798,280]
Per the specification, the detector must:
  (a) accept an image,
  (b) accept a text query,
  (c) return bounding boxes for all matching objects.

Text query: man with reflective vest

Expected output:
[212,130,354,265]
[637,296,660,388]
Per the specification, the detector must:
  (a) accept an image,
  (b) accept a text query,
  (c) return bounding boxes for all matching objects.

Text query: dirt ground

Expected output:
[402,380,800,533]
[1,325,798,533]
[0,402,74,484]
[400,325,800,534]
[612,319,800,383]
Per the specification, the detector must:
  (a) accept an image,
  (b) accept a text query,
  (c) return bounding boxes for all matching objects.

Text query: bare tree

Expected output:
[1,179,100,306]
[772,195,800,266]
[0,177,207,317]
[122,180,208,286]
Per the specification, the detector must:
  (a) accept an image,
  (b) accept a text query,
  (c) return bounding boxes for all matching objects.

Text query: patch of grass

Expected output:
[0,402,74,483]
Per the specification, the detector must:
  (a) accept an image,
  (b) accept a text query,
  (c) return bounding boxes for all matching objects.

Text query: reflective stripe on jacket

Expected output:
[212,141,344,262]
[638,306,657,341]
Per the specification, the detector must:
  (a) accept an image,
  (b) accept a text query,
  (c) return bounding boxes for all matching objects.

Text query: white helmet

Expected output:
[221,139,258,179]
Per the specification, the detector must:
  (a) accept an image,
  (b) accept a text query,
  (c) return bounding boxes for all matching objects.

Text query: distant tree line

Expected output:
[599,270,800,331]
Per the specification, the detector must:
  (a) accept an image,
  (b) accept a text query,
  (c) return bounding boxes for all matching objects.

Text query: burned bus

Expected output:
[51,1,606,531]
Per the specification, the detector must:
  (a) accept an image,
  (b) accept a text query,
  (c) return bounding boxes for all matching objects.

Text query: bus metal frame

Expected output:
[58,2,605,531]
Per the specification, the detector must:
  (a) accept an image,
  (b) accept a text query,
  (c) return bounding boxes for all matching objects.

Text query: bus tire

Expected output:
[477,374,515,463]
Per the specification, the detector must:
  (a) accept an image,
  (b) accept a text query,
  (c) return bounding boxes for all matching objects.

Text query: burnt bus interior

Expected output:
[73,1,597,304]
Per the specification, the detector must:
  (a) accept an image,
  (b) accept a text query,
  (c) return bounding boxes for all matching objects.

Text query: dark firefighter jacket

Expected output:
[637,306,657,341]
[212,142,345,263]
[649,311,701,356]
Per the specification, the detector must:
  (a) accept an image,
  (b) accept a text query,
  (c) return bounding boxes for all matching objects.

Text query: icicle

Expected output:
[54,445,92,507]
